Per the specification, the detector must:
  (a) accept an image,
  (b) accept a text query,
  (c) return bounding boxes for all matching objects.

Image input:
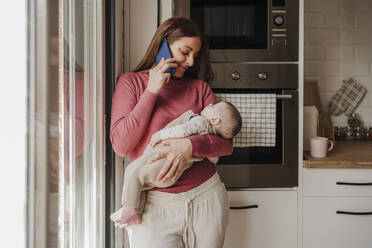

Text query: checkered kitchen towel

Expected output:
[215,93,276,147]
[328,78,367,116]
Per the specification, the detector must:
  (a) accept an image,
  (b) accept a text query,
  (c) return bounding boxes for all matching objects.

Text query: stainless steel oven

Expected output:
[211,64,298,189]
[160,0,299,62]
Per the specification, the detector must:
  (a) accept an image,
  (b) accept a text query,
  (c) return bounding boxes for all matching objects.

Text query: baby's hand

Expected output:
[150,132,162,147]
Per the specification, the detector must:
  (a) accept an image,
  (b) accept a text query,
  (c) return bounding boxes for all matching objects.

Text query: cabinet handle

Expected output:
[336,182,372,186]
[230,205,258,210]
[336,210,372,215]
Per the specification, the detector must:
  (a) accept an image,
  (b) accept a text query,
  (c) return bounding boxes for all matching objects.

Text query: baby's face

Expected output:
[200,102,225,120]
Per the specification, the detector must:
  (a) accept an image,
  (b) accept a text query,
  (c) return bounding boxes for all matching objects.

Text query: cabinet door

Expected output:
[224,190,297,248]
[303,197,372,248]
[303,169,372,197]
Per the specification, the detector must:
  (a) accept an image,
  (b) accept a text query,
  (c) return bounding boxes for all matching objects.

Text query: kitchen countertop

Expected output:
[303,141,372,168]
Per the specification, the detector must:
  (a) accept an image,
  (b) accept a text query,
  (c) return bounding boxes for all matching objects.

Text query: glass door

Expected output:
[61,0,105,247]
[27,0,105,247]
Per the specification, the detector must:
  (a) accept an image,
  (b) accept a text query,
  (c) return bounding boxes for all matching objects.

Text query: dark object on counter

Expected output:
[366,127,372,140]
[345,127,355,140]
[347,113,363,127]
[334,126,346,140]
[354,126,365,140]
[328,78,367,116]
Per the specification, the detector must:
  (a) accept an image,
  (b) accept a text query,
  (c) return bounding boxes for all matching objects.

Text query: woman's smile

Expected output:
[169,36,201,78]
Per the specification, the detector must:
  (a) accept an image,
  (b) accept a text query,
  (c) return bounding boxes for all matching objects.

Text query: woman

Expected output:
[110,17,233,248]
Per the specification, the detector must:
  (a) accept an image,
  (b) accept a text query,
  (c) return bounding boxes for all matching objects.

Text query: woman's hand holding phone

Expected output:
[147,58,178,94]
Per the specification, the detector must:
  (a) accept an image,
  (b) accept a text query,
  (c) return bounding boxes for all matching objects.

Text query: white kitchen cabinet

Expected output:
[303,169,372,197]
[224,190,298,248]
[303,168,372,248]
[303,197,372,248]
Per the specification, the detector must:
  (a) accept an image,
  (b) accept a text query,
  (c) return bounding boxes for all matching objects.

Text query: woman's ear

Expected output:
[210,117,221,126]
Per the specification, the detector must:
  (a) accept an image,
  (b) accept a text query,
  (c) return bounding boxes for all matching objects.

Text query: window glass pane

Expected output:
[28,0,104,247]
[62,0,104,247]
[29,1,60,247]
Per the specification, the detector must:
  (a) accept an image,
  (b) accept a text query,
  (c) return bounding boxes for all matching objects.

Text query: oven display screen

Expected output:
[191,0,268,49]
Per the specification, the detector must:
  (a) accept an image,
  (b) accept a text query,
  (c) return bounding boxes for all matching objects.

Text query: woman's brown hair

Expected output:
[133,17,213,82]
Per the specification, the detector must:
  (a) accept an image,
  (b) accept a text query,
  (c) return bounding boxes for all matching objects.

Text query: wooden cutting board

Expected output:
[304,80,334,141]
[304,81,322,112]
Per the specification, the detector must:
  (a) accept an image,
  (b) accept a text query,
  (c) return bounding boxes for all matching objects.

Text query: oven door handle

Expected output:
[230,204,259,210]
[276,94,292,100]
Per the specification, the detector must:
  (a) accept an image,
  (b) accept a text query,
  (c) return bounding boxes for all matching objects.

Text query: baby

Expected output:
[110,101,242,228]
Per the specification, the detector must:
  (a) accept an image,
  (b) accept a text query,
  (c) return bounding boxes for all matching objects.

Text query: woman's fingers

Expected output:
[156,153,175,181]
[155,57,175,70]
[158,57,176,68]
[161,155,181,183]
[147,58,177,93]
[172,157,186,182]
[164,73,171,84]
[159,61,178,73]
[156,57,166,68]
[149,138,193,182]
[147,149,167,164]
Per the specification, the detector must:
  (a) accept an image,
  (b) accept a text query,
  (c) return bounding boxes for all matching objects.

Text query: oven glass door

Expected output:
[191,0,268,49]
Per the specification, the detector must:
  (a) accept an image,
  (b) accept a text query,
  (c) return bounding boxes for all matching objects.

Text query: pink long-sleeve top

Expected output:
[110,72,233,193]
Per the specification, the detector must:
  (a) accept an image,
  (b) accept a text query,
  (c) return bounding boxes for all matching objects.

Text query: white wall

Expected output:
[124,0,158,72]
[0,1,27,248]
[304,0,372,126]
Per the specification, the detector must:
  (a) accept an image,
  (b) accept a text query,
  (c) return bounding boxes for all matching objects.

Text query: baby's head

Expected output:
[200,101,242,139]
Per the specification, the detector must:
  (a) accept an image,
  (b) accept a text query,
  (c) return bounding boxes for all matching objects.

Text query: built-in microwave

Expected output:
[159,0,299,62]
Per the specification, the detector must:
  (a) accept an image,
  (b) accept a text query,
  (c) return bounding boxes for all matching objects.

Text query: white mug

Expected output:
[310,136,334,158]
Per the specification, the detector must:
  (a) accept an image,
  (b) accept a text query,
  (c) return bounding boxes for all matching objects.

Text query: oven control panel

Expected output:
[209,63,298,90]
[271,0,288,48]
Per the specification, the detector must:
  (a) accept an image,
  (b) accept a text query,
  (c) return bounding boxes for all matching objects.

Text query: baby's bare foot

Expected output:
[111,207,142,228]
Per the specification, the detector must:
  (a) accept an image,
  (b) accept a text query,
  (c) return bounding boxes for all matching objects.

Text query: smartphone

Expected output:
[156,40,176,74]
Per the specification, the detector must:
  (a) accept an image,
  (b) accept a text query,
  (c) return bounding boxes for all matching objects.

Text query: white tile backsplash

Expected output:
[358,93,370,107]
[351,29,371,44]
[355,15,372,28]
[339,29,353,44]
[354,45,372,61]
[304,45,324,60]
[339,62,370,76]
[305,0,372,126]
[305,14,324,28]
[324,45,353,60]
[316,77,344,92]
[341,0,370,14]
[324,14,354,28]
[309,0,340,13]
[306,29,339,44]
[305,61,339,76]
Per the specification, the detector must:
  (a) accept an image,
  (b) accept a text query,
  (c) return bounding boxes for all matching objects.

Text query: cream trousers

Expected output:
[126,173,230,248]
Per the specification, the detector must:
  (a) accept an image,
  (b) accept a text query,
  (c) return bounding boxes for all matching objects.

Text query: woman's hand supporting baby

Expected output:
[147,57,178,94]
[147,138,193,183]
